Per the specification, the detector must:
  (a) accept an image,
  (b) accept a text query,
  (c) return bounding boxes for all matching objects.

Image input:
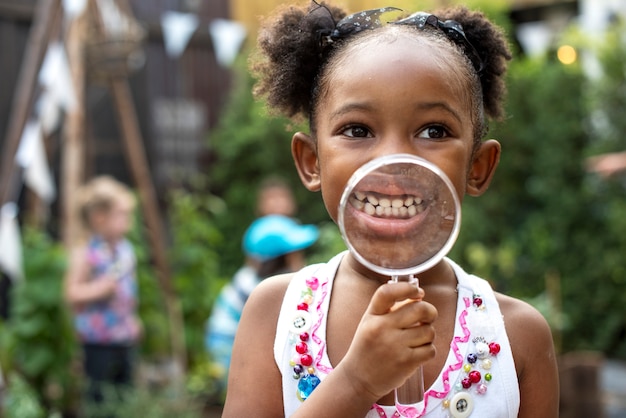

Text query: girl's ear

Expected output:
[292,132,321,192]
[467,139,501,197]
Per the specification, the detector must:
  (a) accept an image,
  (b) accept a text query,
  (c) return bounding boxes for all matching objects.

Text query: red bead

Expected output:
[295,342,308,354]
[473,297,483,307]
[297,302,309,311]
[300,332,310,342]
[300,354,313,366]
[489,342,501,355]
[469,370,481,383]
[461,377,472,389]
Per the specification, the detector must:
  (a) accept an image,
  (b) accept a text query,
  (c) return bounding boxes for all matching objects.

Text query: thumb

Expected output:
[368,282,423,316]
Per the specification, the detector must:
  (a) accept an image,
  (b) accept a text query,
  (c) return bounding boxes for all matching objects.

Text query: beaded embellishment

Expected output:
[285,258,507,417]
[289,277,324,401]
[441,294,501,418]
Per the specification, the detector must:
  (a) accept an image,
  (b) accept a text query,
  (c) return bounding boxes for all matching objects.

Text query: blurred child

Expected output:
[206,215,319,398]
[64,176,141,404]
[256,176,297,217]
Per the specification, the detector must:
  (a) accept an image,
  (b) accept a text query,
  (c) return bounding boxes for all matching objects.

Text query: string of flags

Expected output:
[0,0,247,283]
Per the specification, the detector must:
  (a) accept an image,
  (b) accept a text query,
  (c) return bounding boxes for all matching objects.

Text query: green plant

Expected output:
[0,228,76,415]
[82,383,203,418]
[167,186,228,369]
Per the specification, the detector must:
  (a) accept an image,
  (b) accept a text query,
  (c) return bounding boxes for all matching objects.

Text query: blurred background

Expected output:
[0,0,625,416]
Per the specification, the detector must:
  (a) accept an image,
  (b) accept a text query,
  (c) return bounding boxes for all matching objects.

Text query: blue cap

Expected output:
[243,215,319,261]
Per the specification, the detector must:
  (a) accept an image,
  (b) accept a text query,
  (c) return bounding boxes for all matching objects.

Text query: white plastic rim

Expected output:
[337,153,461,277]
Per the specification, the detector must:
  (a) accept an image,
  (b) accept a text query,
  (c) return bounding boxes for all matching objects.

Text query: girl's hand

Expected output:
[338,282,437,400]
[95,276,118,300]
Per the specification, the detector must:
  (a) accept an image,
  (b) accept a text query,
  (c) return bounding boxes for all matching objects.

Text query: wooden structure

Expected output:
[0,0,232,375]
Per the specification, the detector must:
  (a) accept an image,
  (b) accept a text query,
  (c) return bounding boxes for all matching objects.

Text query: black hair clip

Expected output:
[394,12,485,74]
[301,1,401,51]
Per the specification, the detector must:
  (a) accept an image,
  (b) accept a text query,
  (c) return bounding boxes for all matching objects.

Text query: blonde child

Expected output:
[64,176,141,403]
[223,2,558,417]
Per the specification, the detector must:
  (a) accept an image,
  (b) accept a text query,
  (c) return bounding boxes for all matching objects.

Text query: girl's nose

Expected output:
[373,133,416,159]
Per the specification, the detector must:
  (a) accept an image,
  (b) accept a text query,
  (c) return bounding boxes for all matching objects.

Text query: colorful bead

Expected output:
[485,373,492,382]
[307,366,315,374]
[489,342,501,355]
[473,296,483,307]
[297,302,309,311]
[463,364,472,373]
[468,370,481,384]
[300,353,313,366]
[482,359,492,370]
[296,342,308,354]
[443,399,451,408]
[476,383,488,395]
[297,374,321,401]
[305,277,319,290]
[467,353,478,364]
[300,332,309,342]
[475,342,489,359]
[303,294,314,305]
[461,377,472,389]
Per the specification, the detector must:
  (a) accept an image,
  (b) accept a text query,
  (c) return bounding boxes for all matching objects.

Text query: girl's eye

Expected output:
[342,125,372,138]
[418,125,448,140]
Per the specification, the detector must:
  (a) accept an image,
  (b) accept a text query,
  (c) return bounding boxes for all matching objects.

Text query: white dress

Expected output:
[274,252,520,417]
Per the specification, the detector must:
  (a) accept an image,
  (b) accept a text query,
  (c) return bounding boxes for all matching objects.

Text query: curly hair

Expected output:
[251,2,512,140]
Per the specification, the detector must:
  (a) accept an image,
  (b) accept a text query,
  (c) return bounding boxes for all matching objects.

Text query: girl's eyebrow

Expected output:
[416,102,463,124]
[329,101,463,124]
[329,102,374,121]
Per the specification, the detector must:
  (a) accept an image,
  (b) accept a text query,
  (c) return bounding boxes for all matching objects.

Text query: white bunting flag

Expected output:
[161,11,199,58]
[37,90,62,136]
[209,19,247,67]
[0,203,24,281]
[39,42,77,112]
[16,120,56,203]
[62,0,88,20]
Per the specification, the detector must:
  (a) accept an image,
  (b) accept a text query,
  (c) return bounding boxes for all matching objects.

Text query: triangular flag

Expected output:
[16,120,56,203]
[0,203,24,281]
[62,0,88,20]
[37,90,62,136]
[161,11,199,58]
[39,42,77,112]
[209,19,247,67]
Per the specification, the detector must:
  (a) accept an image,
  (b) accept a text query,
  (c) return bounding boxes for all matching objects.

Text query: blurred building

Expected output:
[0,0,233,198]
[3,0,623,214]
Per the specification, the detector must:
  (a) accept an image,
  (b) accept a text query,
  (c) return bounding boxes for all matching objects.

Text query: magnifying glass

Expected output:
[337,154,461,416]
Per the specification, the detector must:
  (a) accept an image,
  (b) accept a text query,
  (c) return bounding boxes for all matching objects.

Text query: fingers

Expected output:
[368,282,424,316]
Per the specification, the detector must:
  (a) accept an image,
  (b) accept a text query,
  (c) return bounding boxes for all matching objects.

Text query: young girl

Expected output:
[64,176,141,403]
[224,2,559,417]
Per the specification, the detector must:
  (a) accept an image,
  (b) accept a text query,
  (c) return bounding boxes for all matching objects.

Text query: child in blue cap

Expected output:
[206,215,319,398]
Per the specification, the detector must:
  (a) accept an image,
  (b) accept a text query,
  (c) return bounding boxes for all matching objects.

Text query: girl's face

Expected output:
[91,200,134,242]
[293,31,500,267]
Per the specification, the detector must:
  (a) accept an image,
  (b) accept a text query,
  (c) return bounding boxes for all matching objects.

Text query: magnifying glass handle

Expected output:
[393,274,424,416]
[395,365,424,414]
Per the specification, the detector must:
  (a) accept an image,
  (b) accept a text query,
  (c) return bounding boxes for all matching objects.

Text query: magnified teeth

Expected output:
[351,191,426,219]
[367,195,379,206]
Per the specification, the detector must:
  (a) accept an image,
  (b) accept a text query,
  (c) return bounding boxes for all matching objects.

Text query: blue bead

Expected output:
[467,353,478,364]
[297,374,321,401]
